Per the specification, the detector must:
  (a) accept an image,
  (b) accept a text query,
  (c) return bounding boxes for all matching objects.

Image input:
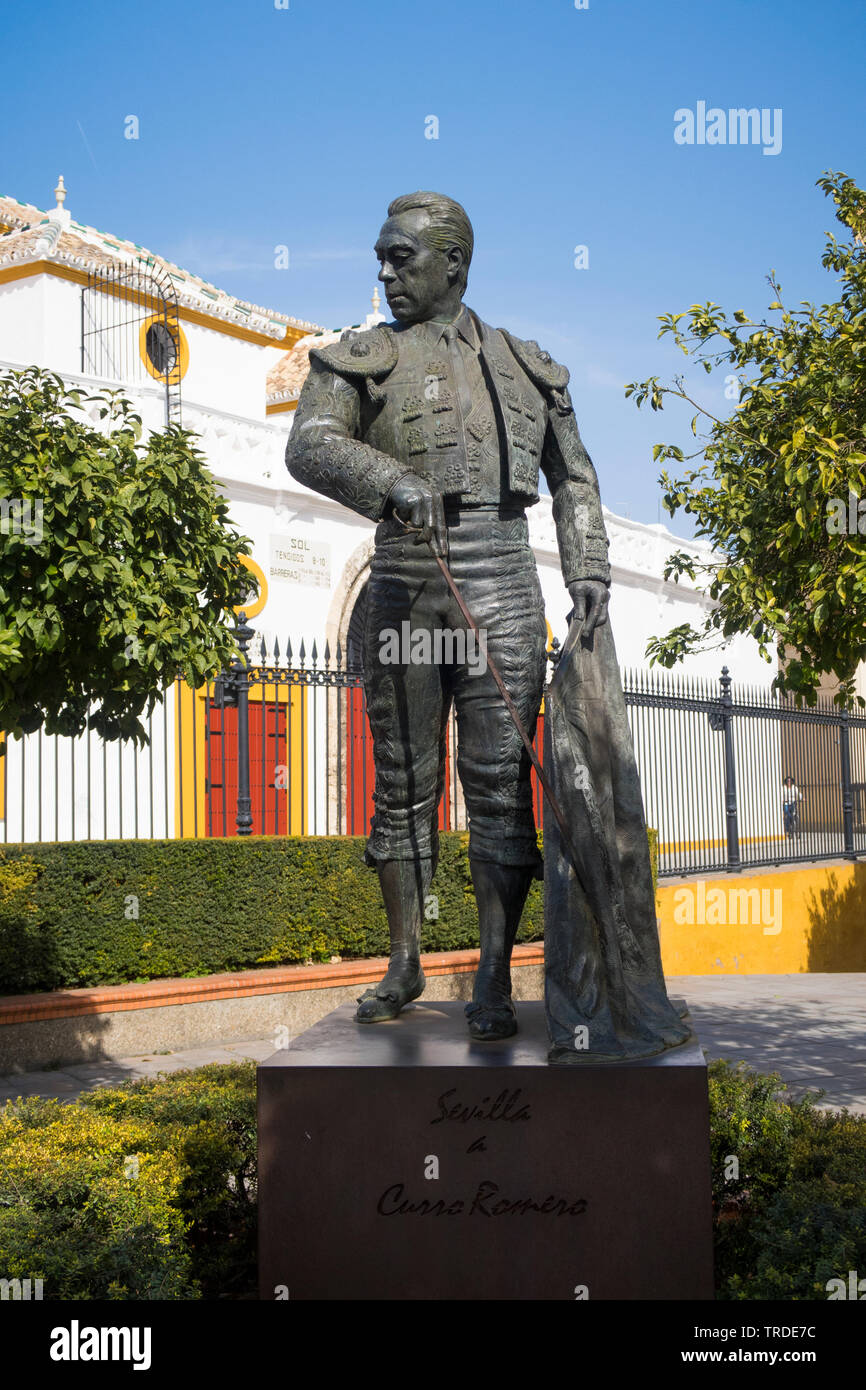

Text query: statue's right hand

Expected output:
[389,476,447,558]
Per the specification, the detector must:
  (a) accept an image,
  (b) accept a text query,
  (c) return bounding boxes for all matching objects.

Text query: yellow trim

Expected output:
[173,681,207,838]
[0,260,311,349]
[535,620,556,715]
[659,833,796,855]
[139,313,189,383]
[235,555,267,619]
[266,399,299,415]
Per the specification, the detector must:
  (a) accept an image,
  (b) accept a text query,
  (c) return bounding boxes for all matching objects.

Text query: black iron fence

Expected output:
[625,665,866,876]
[186,631,866,878]
[3,627,865,879]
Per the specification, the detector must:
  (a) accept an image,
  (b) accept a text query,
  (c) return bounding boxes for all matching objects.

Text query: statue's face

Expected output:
[374,210,459,323]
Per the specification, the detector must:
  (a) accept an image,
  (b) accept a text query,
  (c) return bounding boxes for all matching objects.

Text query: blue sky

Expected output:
[2,0,865,528]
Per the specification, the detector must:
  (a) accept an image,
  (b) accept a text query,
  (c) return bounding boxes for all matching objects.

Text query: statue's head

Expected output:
[375,191,474,324]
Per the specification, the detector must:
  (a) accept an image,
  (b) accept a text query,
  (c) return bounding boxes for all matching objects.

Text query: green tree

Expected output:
[0,366,255,743]
[626,171,866,704]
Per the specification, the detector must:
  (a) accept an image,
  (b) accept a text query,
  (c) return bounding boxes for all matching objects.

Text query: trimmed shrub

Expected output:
[0,1097,194,1299]
[647,827,659,891]
[0,1062,257,1300]
[0,834,544,993]
[0,826,658,994]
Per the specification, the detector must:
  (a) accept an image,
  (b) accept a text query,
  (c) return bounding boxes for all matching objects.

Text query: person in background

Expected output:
[783,774,803,837]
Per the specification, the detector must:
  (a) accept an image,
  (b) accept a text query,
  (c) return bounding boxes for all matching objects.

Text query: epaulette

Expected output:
[499,329,570,392]
[309,324,398,379]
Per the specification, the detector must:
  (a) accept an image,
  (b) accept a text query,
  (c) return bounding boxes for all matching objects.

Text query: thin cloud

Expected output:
[164,236,274,276]
[76,120,100,173]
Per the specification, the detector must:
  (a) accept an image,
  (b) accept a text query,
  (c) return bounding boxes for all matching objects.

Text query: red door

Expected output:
[207,700,288,836]
[531,709,545,830]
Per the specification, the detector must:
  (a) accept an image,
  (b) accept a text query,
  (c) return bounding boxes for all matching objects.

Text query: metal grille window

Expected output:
[81,256,184,426]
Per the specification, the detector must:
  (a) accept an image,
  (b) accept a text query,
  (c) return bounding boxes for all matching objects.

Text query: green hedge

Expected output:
[1,1056,863,1300]
[0,834,537,994]
[0,828,659,995]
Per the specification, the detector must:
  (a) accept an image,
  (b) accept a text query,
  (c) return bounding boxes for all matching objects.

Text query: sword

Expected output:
[396,517,586,874]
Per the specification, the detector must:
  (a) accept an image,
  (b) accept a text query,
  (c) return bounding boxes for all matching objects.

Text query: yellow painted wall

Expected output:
[658,862,866,974]
[174,683,207,838]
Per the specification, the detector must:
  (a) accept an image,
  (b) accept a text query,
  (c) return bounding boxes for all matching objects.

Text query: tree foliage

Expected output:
[0,366,255,743]
[626,171,866,704]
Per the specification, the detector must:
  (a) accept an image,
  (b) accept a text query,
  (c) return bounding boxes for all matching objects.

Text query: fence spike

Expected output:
[273,634,281,666]
[311,638,318,668]
[324,637,331,668]
[299,637,306,667]
[336,637,343,670]
[286,636,293,665]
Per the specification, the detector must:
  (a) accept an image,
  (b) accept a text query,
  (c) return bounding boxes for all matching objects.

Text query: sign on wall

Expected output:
[269,532,332,589]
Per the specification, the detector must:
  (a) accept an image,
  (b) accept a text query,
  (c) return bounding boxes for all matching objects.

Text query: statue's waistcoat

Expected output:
[317,319,549,504]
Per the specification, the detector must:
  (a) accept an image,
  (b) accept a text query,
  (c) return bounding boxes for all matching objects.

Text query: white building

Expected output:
[0,179,776,847]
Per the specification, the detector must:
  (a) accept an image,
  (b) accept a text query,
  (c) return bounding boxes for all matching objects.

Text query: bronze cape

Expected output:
[543,614,693,1063]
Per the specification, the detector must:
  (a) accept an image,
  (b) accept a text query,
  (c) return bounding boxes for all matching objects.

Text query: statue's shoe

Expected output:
[355,967,425,1023]
[465,998,517,1040]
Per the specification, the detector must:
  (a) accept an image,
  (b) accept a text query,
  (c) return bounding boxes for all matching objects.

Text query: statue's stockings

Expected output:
[356,855,533,1039]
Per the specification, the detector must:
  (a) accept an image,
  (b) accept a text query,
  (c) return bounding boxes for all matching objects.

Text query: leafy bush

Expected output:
[708,1059,866,1299]
[0,1062,257,1300]
[0,366,253,743]
[2,1057,863,1300]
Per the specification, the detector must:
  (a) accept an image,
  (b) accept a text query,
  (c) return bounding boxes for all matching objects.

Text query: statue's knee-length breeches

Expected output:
[362,512,547,870]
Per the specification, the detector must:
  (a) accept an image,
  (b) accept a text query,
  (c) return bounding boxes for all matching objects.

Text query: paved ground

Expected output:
[668,973,866,1113]
[0,974,863,1111]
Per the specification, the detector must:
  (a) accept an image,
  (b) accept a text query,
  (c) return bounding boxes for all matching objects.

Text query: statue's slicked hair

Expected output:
[386,190,474,290]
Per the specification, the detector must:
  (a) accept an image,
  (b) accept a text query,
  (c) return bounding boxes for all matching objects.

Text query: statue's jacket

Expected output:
[285,309,610,587]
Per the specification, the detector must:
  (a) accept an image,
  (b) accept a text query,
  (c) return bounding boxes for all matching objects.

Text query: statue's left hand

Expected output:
[568,580,609,635]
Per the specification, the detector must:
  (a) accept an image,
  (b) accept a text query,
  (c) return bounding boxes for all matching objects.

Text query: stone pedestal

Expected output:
[258,1001,714,1300]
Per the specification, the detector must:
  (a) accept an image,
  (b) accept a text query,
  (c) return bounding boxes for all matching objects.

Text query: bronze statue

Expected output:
[287,191,690,1059]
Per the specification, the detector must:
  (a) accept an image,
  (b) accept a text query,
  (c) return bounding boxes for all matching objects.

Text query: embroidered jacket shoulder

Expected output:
[309,324,398,380]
